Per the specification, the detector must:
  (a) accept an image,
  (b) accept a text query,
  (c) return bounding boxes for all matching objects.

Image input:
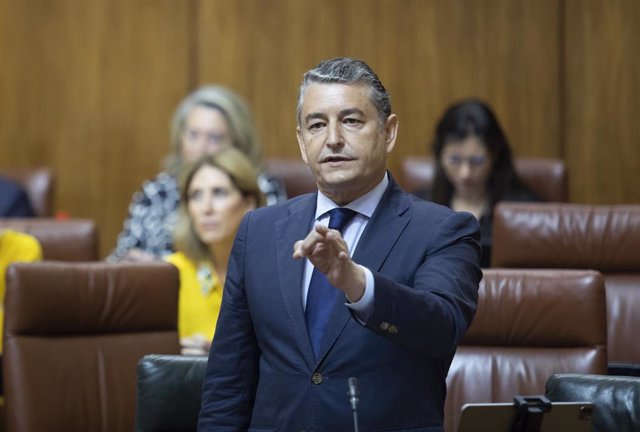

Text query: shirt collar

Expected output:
[315,172,389,220]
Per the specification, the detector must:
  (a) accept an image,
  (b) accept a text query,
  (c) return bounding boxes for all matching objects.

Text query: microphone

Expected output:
[348,377,359,410]
[348,377,360,432]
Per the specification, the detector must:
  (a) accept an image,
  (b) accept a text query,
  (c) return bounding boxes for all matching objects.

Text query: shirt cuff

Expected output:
[345,265,374,323]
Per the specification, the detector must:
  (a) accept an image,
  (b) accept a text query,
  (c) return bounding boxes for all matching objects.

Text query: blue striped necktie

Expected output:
[305,207,358,359]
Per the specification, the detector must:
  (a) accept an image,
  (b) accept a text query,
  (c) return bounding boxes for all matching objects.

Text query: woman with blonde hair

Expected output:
[164,147,265,355]
[111,86,284,261]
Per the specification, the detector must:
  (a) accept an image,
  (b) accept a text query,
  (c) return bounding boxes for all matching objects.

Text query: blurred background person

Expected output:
[0,228,41,392]
[418,99,539,267]
[0,176,35,217]
[110,85,285,262]
[165,148,265,355]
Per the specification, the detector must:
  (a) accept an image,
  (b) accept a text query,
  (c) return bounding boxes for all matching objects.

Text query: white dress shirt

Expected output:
[302,173,389,321]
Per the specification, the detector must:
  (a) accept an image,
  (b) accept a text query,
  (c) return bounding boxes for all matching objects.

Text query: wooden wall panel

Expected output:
[0,0,192,257]
[196,0,561,177]
[1,0,638,257]
[564,0,640,203]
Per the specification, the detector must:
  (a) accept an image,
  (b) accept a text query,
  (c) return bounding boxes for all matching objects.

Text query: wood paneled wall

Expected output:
[0,0,638,257]
[564,0,640,203]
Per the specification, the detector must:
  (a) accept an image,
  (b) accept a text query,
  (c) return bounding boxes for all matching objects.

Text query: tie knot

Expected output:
[327,208,358,232]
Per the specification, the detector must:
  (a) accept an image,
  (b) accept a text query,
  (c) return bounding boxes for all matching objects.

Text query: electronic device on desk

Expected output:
[457,396,593,432]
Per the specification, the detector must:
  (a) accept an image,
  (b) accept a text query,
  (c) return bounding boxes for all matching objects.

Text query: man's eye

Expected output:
[344,118,362,125]
[308,122,325,131]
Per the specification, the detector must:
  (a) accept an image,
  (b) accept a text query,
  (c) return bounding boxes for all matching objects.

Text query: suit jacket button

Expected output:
[311,372,323,385]
[380,321,389,331]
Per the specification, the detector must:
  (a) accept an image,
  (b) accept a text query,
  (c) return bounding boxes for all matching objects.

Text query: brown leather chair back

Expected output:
[0,218,99,261]
[400,156,568,202]
[444,268,607,432]
[3,262,180,432]
[1,167,54,217]
[492,203,640,375]
[265,157,316,198]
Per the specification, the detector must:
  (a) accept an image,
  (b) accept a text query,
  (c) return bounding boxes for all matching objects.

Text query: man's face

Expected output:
[296,83,398,205]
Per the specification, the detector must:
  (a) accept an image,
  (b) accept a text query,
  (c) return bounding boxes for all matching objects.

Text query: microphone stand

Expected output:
[348,377,360,432]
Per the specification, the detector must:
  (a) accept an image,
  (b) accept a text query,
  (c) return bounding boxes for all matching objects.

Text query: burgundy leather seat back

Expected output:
[0,218,99,261]
[3,262,180,432]
[265,157,316,198]
[444,269,607,432]
[491,203,640,369]
[400,156,568,202]
[1,167,54,217]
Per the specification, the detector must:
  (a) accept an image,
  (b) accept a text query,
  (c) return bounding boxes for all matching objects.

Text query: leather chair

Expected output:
[444,268,607,432]
[136,354,208,432]
[491,203,640,376]
[3,262,181,432]
[400,156,568,202]
[546,374,640,432]
[265,157,316,198]
[0,218,99,261]
[131,270,606,432]
[1,167,54,217]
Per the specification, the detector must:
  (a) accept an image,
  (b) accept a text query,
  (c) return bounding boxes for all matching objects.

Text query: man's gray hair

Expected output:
[296,57,392,126]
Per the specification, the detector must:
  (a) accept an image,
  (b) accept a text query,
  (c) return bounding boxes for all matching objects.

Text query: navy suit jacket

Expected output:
[199,177,482,432]
[0,177,35,217]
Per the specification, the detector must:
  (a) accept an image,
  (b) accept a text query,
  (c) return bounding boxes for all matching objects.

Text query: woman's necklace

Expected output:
[196,263,216,296]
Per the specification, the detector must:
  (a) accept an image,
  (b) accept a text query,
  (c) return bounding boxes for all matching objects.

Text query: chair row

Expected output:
[4,199,637,377]
[134,268,608,432]
[2,204,638,431]
[0,218,98,261]
[492,202,640,376]
[1,262,611,432]
[135,267,640,432]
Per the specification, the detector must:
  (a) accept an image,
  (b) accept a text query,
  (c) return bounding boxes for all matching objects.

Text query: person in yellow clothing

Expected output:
[165,148,265,355]
[1,229,42,350]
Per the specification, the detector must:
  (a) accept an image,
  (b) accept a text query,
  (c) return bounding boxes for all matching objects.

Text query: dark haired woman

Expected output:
[419,99,539,267]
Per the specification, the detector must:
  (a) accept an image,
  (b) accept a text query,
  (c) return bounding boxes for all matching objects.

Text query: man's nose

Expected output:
[326,122,344,147]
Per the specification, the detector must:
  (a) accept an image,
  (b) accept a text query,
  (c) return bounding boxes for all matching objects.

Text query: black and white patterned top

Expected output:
[110,170,286,260]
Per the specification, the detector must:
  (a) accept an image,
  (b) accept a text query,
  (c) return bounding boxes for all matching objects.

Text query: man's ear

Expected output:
[296,126,309,164]
[384,114,399,154]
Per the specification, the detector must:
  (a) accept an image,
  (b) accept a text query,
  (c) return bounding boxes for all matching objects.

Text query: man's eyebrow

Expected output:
[339,108,364,117]
[303,108,365,124]
[304,112,327,124]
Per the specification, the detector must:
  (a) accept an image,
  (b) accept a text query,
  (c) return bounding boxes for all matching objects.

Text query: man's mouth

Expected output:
[321,155,353,163]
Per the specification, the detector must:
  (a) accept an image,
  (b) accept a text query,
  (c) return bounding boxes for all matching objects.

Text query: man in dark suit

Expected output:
[0,177,35,217]
[198,57,482,431]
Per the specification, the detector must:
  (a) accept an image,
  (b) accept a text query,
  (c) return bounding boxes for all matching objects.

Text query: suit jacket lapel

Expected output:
[275,195,317,367]
[319,179,411,361]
